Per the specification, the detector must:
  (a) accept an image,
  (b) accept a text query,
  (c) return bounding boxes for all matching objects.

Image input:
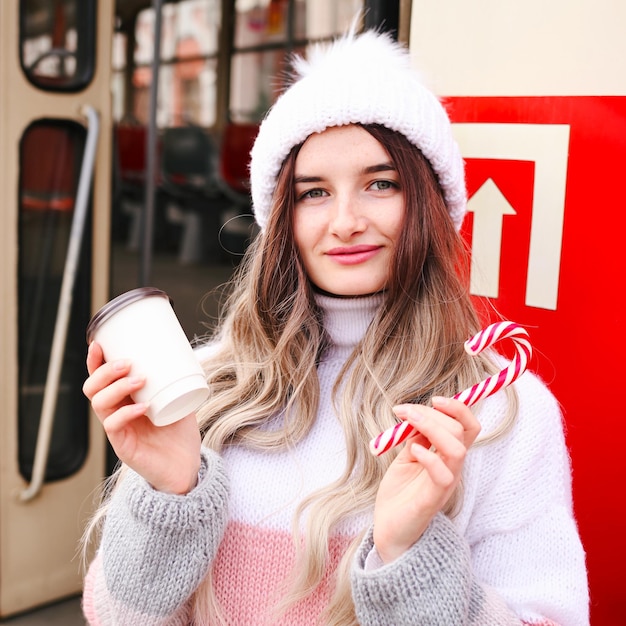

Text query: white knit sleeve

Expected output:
[463,372,589,625]
[351,373,589,625]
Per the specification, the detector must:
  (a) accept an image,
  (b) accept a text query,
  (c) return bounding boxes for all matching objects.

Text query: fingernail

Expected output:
[134,402,149,414]
[431,396,449,407]
[392,405,423,421]
[392,405,408,418]
[411,442,426,457]
[113,359,130,371]
[128,375,145,386]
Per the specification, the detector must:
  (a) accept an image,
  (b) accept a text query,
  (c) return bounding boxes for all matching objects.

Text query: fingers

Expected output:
[408,442,456,489]
[83,343,131,401]
[392,398,481,472]
[83,343,147,422]
[101,401,149,435]
[432,396,481,444]
[85,341,104,376]
[394,397,481,448]
[91,374,146,419]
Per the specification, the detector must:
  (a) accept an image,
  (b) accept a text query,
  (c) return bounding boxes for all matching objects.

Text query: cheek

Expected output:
[387,204,406,244]
[292,225,313,277]
[292,210,321,257]
[292,214,307,257]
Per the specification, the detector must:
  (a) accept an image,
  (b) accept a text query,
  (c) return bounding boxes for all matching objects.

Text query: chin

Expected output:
[314,284,386,298]
[310,271,388,298]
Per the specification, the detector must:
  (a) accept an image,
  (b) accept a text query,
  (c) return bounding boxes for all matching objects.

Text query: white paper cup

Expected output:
[86,287,209,426]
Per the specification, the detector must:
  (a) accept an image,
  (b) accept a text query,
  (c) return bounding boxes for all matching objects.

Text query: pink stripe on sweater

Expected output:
[83,525,564,626]
[213,521,353,625]
[82,552,103,626]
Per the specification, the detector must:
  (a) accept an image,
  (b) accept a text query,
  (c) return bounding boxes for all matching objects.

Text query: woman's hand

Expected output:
[373,397,481,563]
[82,341,202,494]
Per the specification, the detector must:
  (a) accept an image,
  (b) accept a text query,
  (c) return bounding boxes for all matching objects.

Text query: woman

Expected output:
[82,30,588,625]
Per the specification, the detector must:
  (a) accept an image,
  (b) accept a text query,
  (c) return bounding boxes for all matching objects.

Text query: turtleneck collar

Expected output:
[314,292,384,355]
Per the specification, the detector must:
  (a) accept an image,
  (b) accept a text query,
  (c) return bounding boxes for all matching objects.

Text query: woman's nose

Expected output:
[329,194,366,239]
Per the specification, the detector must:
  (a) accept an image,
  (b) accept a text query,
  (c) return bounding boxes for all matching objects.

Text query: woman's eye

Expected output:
[370,180,398,191]
[298,188,326,200]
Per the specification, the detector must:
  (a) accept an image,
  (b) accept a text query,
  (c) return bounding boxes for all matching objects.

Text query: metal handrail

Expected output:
[19,105,100,502]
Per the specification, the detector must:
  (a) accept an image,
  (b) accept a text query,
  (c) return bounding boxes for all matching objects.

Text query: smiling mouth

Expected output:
[326,245,381,265]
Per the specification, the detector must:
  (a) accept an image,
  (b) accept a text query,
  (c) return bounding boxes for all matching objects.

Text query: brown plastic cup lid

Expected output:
[86,287,171,344]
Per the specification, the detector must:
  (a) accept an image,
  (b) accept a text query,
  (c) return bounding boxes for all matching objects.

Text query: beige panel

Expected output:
[0,0,113,617]
[409,0,626,96]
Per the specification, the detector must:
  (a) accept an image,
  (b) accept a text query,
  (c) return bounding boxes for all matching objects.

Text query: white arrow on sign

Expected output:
[468,178,517,298]
[453,123,570,310]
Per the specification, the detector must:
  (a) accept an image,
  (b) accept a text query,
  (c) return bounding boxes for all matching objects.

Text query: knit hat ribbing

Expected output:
[249,30,467,232]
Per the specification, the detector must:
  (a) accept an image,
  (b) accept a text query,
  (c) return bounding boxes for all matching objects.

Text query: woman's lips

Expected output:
[326,245,382,265]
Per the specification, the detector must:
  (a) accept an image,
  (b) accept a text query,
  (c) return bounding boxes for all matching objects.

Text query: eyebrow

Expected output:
[362,162,397,175]
[294,162,397,184]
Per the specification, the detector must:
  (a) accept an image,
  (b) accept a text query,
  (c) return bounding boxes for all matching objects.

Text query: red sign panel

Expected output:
[449,97,626,626]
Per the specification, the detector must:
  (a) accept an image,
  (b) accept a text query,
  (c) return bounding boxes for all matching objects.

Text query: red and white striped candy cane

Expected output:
[369,321,532,456]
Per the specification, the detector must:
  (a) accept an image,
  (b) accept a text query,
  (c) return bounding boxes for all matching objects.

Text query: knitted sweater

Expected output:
[82,294,589,625]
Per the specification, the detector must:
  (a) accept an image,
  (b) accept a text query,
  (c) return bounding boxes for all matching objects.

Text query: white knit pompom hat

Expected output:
[249,29,467,232]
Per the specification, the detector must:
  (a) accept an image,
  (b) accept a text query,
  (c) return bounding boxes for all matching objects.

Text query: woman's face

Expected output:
[292,125,405,297]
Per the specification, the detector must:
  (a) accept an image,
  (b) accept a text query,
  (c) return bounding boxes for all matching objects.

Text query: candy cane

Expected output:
[369,321,532,456]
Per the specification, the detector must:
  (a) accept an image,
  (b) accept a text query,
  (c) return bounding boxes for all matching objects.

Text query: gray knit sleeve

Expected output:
[351,513,512,626]
[100,447,229,621]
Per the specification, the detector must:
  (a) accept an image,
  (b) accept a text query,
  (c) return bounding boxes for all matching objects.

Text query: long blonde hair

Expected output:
[189,124,518,624]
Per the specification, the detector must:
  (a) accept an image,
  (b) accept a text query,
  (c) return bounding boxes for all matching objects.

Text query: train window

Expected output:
[230,0,363,122]
[126,1,221,127]
[229,47,302,123]
[18,119,91,482]
[233,0,302,46]
[111,29,128,122]
[234,0,361,46]
[19,0,96,92]
[115,1,363,128]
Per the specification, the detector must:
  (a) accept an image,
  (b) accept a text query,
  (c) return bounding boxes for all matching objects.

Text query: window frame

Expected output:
[19,0,97,93]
